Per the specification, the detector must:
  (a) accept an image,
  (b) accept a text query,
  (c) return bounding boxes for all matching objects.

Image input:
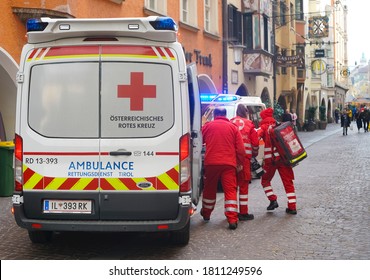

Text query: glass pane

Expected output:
[101,62,174,138]
[29,63,99,137]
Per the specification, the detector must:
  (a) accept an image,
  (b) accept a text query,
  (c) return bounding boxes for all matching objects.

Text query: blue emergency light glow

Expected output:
[149,17,177,31]
[200,94,218,102]
[26,18,49,32]
[213,95,239,102]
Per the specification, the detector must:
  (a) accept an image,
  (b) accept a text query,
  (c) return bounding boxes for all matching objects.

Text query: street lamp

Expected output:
[230,44,245,65]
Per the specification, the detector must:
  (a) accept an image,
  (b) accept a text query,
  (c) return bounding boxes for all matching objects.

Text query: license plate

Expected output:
[43,200,92,214]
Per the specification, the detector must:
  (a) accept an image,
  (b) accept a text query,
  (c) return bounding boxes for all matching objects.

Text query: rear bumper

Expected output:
[13,204,191,232]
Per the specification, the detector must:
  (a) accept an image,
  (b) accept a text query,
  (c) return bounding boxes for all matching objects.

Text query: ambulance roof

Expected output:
[26,16,178,44]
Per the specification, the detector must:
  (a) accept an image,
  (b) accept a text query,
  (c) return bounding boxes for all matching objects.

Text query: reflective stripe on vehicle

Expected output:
[22,165,179,191]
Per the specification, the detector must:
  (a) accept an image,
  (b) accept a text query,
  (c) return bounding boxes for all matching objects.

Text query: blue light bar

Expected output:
[213,95,239,102]
[27,18,48,32]
[149,17,177,31]
[200,94,218,103]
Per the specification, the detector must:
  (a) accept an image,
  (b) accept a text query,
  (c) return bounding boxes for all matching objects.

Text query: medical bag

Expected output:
[270,121,307,166]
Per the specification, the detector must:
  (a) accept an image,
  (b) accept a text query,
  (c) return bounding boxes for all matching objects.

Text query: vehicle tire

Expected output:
[170,220,190,246]
[28,230,53,244]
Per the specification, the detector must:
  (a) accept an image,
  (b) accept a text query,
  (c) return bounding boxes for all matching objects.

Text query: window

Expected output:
[228,4,242,44]
[295,0,304,21]
[29,56,174,139]
[263,15,269,51]
[291,50,295,75]
[145,0,167,15]
[280,1,286,26]
[204,0,219,34]
[29,63,100,138]
[243,13,253,49]
[296,45,305,78]
[181,0,197,27]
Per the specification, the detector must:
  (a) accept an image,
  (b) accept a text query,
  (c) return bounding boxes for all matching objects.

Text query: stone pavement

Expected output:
[0,122,369,260]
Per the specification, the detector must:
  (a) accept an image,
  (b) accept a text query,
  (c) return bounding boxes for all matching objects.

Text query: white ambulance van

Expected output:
[201,94,266,178]
[13,16,203,245]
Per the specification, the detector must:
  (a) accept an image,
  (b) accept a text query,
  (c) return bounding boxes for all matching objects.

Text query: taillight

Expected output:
[179,134,191,192]
[14,134,23,192]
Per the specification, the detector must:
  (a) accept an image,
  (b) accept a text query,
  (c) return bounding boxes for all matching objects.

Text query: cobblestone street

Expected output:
[0,123,369,260]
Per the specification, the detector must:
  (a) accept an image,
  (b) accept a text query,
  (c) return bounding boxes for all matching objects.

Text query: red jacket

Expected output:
[202,116,245,167]
[230,116,259,159]
[258,116,281,163]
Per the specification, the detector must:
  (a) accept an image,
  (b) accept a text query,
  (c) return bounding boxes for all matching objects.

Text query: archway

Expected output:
[260,87,270,106]
[328,99,333,122]
[198,74,217,95]
[0,48,19,141]
[235,84,248,96]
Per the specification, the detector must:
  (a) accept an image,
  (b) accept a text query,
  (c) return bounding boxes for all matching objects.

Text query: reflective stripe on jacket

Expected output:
[231,116,259,159]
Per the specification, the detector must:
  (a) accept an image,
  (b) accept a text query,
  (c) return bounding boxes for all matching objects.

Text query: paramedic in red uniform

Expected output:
[231,104,259,221]
[258,108,297,214]
[201,107,245,229]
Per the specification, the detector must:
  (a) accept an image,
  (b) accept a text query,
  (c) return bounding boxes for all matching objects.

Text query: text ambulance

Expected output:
[13,17,203,245]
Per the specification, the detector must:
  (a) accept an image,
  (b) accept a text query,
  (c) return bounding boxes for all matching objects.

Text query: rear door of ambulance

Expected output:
[99,44,183,221]
[19,45,101,220]
[18,45,184,224]
[186,63,202,205]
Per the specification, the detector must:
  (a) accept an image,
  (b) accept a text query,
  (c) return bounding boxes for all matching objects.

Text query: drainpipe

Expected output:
[222,0,228,94]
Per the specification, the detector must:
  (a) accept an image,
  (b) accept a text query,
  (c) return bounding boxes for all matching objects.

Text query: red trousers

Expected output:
[202,165,238,223]
[237,159,251,215]
[261,161,297,210]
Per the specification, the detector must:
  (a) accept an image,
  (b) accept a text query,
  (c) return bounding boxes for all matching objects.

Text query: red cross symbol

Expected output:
[117,72,156,111]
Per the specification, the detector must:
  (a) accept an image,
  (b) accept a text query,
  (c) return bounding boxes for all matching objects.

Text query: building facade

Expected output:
[0,0,350,140]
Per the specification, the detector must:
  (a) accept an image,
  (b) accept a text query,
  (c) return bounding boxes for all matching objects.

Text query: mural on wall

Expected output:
[243,53,272,75]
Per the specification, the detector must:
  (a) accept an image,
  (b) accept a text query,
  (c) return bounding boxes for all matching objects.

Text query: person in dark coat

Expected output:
[340,110,351,136]
[282,109,293,123]
[355,110,363,132]
[361,108,370,132]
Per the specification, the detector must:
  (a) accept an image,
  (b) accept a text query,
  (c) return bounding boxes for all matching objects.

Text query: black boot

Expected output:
[238,213,255,221]
[286,208,297,215]
[267,200,278,210]
[228,223,238,230]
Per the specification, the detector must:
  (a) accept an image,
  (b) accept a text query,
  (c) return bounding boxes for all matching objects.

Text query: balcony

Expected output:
[243,50,273,77]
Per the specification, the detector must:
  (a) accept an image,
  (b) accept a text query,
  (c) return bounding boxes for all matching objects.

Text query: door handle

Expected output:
[109,150,132,156]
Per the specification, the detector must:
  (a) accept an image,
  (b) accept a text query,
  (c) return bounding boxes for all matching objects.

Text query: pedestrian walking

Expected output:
[282,109,293,123]
[334,108,340,124]
[341,109,351,135]
[291,109,298,131]
[231,104,259,221]
[355,109,362,132]
[347,108,353,122]
[257,108,298,215]
[201,107,246,230]
[360,107,370,132]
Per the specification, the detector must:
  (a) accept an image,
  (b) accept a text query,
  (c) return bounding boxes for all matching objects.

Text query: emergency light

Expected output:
[149,17,178,31]
[200,93,218,103]
[26,18,48,32]
[27,16,177,33]
[212,95,239,102]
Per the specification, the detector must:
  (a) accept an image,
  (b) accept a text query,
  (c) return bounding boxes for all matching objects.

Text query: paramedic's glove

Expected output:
[236,165,243,172]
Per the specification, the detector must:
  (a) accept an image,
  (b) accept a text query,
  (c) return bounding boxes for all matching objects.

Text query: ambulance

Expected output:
[201,94,266,178]
[12,16,203,245]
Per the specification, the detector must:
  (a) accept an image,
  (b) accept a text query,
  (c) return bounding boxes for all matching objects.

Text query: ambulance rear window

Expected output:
[29,62,100,137]
[28,62,174,138]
